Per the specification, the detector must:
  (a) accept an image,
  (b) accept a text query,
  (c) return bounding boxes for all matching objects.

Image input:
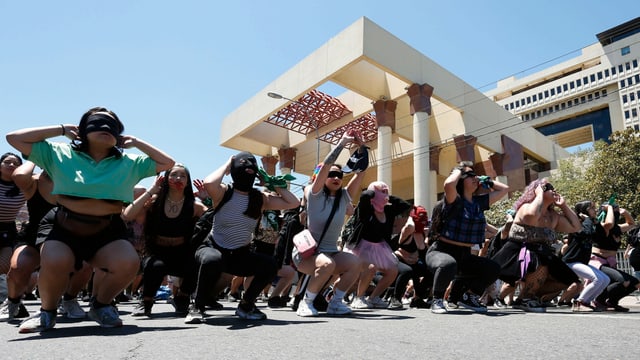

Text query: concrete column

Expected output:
[277,148,296,174]
[373,100,397,192]
[408,83,434,208]
[261,155,278,176]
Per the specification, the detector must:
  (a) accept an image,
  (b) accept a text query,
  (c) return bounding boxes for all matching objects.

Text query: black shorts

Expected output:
[37,207,127,270]
[0,221,18,249]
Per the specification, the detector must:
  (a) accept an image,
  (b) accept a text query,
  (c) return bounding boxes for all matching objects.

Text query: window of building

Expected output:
[597,72,603,80]
[580,96,586,104]
[561,102,566,110]
[612,66,617,75]
[633,59,638,69]
[527,96,531,104]
[515,100,520,107]
[631,92,636,102]
[587,93,593,101]
[550,88,555,96]
[634,124,639,131]
[595,91,601,99]
[621,80,626,88]
[603,89,607,96]
[554,104,559,111]
[623,94,628,103]
[509,103,514,110]
[626,62,631,71]
[635,74,640,83]
[583,76,589,84]
[576,78,582,86]
[633,109,638,118]
[619,64,624,73]
[621,47,630,56]
[628,78,633,86]
[544,90,549,97]
[570,81,575,89]
[563,84,568,92]
[557,86,562,94]
[625,110,630,119]
[590,74,596,82]
[532,94,537,101]
[604,69,610,78]
[574,98,580,105]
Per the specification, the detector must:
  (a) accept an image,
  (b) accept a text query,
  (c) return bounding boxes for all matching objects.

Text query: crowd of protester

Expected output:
[1,108,639,334]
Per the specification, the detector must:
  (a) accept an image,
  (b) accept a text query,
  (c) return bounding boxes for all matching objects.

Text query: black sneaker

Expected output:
[131,300,153,317]
[235,302,267,320]
[205,299,224,311]
[267,296,287,308]
[170,295,190,316]
[457,292,487,313]
[409,298,430,309]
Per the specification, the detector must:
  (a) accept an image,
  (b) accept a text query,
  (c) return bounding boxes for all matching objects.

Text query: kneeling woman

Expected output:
[492,179,581,312]
[6,107,174,332]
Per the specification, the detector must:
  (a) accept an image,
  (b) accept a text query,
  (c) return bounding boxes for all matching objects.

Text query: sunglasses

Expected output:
[327,170,344,179]
[543,183,555,192]
[461,171,476,179]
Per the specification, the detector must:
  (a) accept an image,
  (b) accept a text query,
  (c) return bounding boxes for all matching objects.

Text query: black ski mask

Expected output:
[230,152,258,192]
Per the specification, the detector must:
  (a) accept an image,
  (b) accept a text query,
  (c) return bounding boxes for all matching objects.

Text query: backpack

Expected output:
[274,207,305,268]
[341,206,364,248]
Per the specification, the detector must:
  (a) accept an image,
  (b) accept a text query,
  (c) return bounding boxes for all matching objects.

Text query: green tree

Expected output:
[587,129,640,217]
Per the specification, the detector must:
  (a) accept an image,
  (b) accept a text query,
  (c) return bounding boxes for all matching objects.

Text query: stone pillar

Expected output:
[453,134,477,164]
[261,155,278,176]
[373,100,397,192]
[277,148,296,175]
[408,83,434,208]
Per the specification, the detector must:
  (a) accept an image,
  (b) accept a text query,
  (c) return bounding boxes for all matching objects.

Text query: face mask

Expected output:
[230,152,258,191]
[368,182,389,213]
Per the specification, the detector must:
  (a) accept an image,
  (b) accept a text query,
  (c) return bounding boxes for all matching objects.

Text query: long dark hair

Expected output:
[1,152,23,197]
[144,164,195,241]
[71,107,125,158]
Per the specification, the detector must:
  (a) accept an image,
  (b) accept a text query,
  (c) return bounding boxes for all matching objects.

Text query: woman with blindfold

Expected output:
[294,130,366,317]
[588,202,638,311]
[425,161,509,314]
[492,178,581,313]
[6,106,175,332]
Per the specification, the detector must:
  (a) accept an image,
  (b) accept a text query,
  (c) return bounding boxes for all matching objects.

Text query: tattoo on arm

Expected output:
[323,143,344,165]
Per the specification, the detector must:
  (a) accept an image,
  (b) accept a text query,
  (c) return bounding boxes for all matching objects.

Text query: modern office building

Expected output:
[486,17,640,150]
[219,17,571,207]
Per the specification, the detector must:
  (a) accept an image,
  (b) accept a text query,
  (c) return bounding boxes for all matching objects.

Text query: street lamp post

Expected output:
[267,92,320,166]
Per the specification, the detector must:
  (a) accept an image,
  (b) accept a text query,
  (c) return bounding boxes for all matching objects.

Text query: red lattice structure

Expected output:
[265,89,352,138]
[321,113,378,147]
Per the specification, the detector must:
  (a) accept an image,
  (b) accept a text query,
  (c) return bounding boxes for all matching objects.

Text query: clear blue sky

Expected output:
[1,0,636,197]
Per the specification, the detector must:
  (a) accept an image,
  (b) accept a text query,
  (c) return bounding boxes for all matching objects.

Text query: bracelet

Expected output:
[60,124,65,136]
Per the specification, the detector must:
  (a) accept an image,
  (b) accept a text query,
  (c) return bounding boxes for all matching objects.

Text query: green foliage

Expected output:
[586,129,640,217]
[485,191,521,228]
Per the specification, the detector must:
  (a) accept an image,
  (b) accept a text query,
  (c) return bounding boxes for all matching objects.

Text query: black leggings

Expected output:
[193,242,277,307]
[595,265,639,305]
[140,245,194,298]
[425,240,500,301]
[394,260,432,300]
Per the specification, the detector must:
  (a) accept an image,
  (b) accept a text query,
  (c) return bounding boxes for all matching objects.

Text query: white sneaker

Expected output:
[431,298,448,314]
[350,296,372,309]
[326,300,352,315]
[368,296,388,309]
[62,299,86,319]
[296,299,318,317]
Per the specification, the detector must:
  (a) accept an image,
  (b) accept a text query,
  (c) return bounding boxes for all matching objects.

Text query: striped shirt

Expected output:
[211,191,259,249]
[0,180,25,223]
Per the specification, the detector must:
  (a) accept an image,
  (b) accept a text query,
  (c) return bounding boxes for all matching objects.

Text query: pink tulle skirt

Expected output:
[344,239,398,270]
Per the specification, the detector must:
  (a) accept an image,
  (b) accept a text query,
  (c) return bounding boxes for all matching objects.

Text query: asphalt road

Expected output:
[2,295,640,360]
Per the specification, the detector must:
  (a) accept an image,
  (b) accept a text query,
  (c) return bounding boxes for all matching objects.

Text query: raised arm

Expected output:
[310,130,360,194]
[6,124,75,156]
[203,156,233,206]
[121,135,174,173]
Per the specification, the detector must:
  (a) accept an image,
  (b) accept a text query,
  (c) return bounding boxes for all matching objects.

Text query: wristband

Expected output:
[60,124,66,136]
